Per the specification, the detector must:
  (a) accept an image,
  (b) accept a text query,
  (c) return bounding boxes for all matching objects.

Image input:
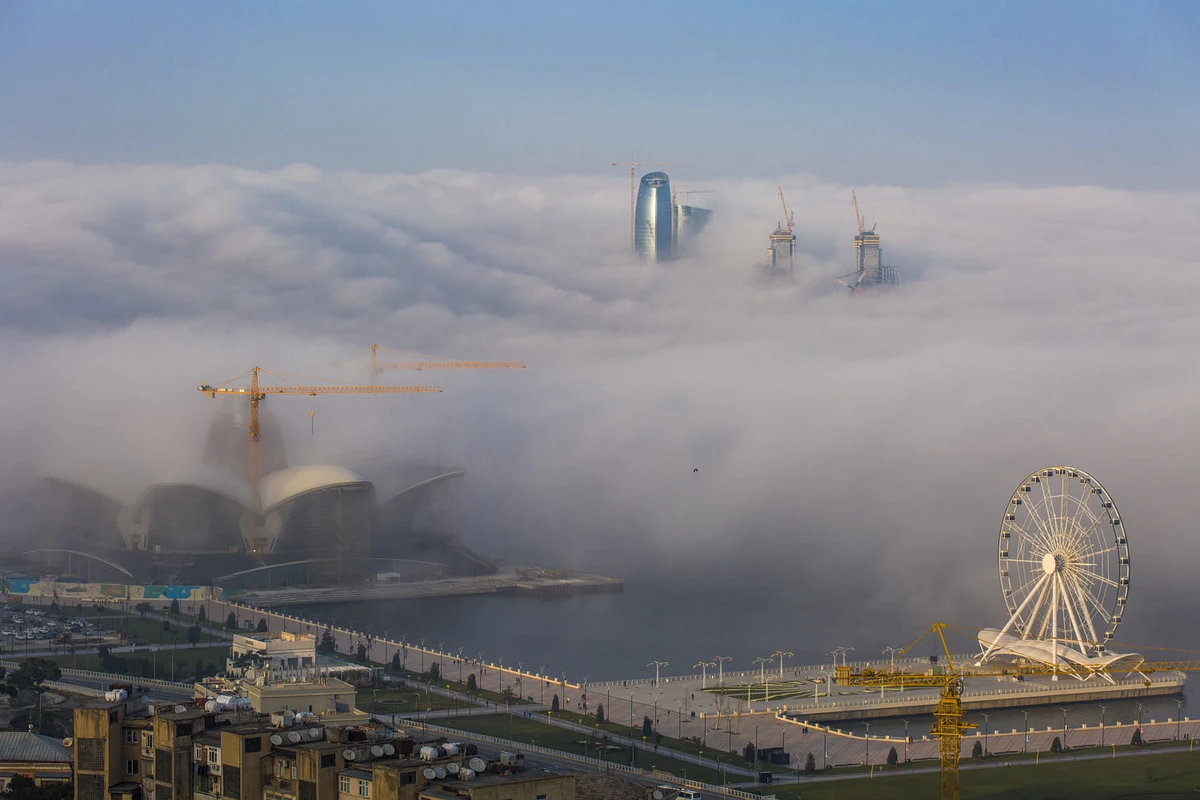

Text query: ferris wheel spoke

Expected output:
[1037,478,1059,541]
[1019,504,1058,552]
[1064,570,1104,646]
[1057,573,1091,655]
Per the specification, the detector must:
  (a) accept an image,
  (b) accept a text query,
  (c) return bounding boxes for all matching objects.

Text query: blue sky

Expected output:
[1,0,1198,187]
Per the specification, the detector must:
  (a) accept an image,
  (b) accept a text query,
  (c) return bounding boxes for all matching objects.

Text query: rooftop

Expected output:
[0,732,71,764]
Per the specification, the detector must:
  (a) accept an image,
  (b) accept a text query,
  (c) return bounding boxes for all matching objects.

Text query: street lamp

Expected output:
[882,646,902,672]
[713,656,732,685]
[1021,710,1030,754]
[980,713,991,757]
[1097,704,1107,747]
[863,722,871,768]
[694,661,716,689]
[902,719,909,763]
[753,656,771,684]
[1176,698,1184,741]
[771,650,793,678]
[647,660,669,686]
[1059,707,1069,751]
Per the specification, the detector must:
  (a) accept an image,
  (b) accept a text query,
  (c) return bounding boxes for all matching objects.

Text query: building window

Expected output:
[338,777,350,794]
[144,734,154,750]
[125,730,139,744]
[208,747,220,763]
[356,781,369,798]
[126,759,139,775]
[244,738,262,753]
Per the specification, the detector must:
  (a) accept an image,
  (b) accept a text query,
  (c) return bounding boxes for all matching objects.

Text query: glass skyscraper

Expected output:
[635,172,673,261]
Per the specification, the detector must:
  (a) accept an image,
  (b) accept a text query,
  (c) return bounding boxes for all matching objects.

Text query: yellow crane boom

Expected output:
[367,344,525,380]
[835,622,1200,800]
[198,366,441,522]
[777,186,794,232]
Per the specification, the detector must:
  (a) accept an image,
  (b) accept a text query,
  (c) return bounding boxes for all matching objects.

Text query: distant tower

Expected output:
[635,172,674,261]
[764,186,796,276]
[853,229,882,282]
[674,204,713,250]
[768,228,796,273]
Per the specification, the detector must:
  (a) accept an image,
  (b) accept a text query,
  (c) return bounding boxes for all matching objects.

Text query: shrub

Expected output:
[1050,736,1062,754]
[805,752,816,774]
[888,745,899,765]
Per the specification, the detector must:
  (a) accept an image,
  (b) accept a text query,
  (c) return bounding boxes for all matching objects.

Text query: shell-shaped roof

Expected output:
[258,464,370,513]
[136,466,260,513]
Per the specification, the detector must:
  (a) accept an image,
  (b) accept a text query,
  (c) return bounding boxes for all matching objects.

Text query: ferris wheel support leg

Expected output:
[980,572,1052,663]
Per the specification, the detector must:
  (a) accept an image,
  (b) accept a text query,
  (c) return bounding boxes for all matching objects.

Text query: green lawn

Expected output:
[437,714,726,784]
[107,615,223,645]
[17,645,232,682]
[356,688,459,714]
[768,750,1200,799]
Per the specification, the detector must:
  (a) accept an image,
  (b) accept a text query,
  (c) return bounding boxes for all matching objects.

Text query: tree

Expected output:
[467,673,477,691]
[427,662,440,681]
[187,625,202,645]
[887,745,899,766]
[743,742,756,764]
[552,694,561,713]
[194,658,205,682]
[197,607,207,623]
[256,618,268,633]
[8,659,61,690]
[161,620,171,632]
[49,601,59,611]
[1050,736,1062,754]
[318,628,337,655]
[226,612,237,630]
[169,599,180,615]
[641,715,652,738]
[391,652,401,672]
[356,643,367,663]
[971,740,983,760]
[1131,728,1143,747]
[805,752,816,775]
[3,774,72,800]
[136,602,153,616]
[596,704,605,724]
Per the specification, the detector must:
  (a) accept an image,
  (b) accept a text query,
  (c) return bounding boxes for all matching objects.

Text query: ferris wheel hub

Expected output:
[1042,552,1065,574]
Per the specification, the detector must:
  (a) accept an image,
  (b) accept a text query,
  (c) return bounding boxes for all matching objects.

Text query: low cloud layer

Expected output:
[2,160,1199,654]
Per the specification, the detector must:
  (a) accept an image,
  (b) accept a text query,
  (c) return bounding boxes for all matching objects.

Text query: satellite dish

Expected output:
[382,744,395,756]
[343,750,356,761]
[309,728,321,738]
[422,768,436,780]
[173,706,186,714]
[287,732,302,744]
[270,735,283,746]
[469,757,487,772]
[370,745,383,758]
[433,767,446,779]
[62,738,73,748]
[654,792,664,800]
[446,762,459,774]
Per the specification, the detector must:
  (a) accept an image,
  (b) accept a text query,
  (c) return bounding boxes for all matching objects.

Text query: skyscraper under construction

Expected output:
[835,191,900,291]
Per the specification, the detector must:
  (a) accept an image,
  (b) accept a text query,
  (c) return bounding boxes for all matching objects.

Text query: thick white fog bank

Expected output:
[1,160,1198,644]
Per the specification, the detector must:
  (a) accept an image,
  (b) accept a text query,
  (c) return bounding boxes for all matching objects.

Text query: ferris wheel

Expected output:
[994,466,1130,657]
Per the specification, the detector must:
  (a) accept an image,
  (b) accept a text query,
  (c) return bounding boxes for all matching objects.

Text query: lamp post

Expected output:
[863,722,871,768]
[539,665,546,704]
[382,629,390,668]
[753,656,771,684]
[694,661,716,689]
[1097,704,1107,747]
[841,647,855,666]
[980,713,991,757]
[1059,707,1069,751]
[647,660,669,686]
[902,719,909,763]
[771,650,793,678]
[714,656,732,685]
[1176,698,1184,741]
[882,646,902,672]
[419,638,426,672]
[1021,710,1030,754]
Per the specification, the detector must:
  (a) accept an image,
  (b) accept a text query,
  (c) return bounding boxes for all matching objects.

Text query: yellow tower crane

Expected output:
[198,366,442,552]
[366,344,525,380]
[835,622,1200,800]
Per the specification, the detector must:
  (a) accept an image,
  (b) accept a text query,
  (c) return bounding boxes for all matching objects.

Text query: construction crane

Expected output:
[671,188,714,206]
[777,186,795,233]
[611,158,683,249]
[198,366,442,509]
[365,344,525,381]
[834,622,1200,800]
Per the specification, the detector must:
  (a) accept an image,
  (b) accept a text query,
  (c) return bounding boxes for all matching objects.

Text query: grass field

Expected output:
[356,688,460,714]
[767,750,1200,799]
[16,645,232,682]
[437,713,727,785]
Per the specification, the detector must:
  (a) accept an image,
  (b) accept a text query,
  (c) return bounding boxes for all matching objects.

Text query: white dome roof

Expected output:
[137,466,260,512]
[258,464,369,513]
